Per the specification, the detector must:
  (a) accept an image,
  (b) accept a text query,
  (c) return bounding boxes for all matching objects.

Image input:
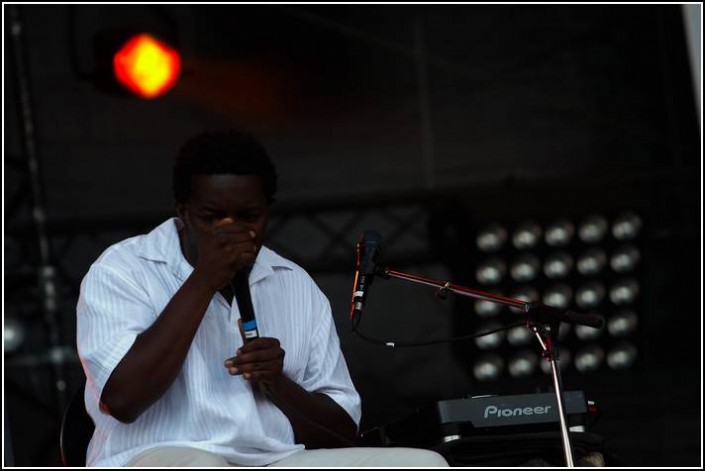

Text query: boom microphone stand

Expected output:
[375,265,604,467]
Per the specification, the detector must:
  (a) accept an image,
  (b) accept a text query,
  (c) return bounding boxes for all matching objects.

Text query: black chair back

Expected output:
[60,382,95,467]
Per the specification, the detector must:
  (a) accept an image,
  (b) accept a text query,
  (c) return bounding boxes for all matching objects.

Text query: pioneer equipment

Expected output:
[436,391,591,443]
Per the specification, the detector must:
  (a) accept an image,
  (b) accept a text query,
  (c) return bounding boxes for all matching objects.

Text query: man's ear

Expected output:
[175,202,188,223]
[176,202,199,264]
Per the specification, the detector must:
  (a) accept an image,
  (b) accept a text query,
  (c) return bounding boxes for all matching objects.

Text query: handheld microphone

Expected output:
[350,231,382,327]
[232,266,259,341]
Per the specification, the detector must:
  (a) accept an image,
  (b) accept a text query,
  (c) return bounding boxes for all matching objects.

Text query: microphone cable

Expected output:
[351,318,527,348]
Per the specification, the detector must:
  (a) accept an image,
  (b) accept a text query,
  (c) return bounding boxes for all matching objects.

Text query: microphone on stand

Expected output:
[526,302,605,329]
[350,231,382,328]
[232,265,259,341]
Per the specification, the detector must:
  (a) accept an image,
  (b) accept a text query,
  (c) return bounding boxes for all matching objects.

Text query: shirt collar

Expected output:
[135,218,294,283]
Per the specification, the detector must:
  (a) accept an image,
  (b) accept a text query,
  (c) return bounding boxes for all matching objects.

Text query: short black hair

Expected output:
[172,129,278,204]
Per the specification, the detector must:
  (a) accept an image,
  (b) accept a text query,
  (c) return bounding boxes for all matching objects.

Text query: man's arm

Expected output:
[225,338,359,448]
[101,221,256,423]
[266,374,359,448]
[100,272,216,423]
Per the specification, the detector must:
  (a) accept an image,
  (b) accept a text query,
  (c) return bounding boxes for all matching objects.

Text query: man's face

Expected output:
[176,174,270,261]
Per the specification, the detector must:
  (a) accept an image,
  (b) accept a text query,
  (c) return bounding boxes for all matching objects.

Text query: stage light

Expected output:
[574,323,603,341]
[607,310,638,337]
[507,325,533,346]
[574,345,604,373]
[508,350,538,378]
[92,27,181,99]
[509,286,539,313]
[542,284,573,309]
[4,316,25,353]
[578,214,608,243]
[576,248,607,275]
[510,253,541,282]
[473,353,505,382]
[575,282,605,309]
[609,278,639,305]
[607,342,638,369]
[610,245,640,273]
[612,211,642,241]
[543,251,573,279]
[474,298,503,317]
[113,33,181,99]
[471,207,644,379]
[476,257,506,285]
[512,221,542,249]
[476,223,508,252]
[475,321,504,350]
[545,219,574,246]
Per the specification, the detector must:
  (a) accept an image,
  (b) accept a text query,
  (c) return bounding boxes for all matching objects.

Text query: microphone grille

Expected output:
[360,230,381,248]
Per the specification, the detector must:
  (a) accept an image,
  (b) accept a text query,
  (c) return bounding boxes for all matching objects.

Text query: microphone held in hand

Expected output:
[350,230,382,327]
[232,266,259,341]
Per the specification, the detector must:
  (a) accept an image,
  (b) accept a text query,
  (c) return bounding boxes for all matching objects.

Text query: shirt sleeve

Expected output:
[76,262,157,403]
[298,287,362,427]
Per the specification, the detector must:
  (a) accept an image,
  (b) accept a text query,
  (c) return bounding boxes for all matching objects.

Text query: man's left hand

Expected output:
[224,330,285,389]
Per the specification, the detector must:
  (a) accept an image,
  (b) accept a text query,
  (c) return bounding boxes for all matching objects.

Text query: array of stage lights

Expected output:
[470,211,642,382]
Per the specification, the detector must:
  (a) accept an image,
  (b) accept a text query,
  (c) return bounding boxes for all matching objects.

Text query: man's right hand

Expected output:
[194,218,258,291]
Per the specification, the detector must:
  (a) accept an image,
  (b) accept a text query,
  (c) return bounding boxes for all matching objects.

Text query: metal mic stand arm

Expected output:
[376,266,527,309]
[376,266,577,467]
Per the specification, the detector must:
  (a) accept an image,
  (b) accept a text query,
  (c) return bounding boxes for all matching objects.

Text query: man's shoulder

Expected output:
[92,219,177,271]
[94,234,145,265]
[258,246,316,282]
[258,246,300,271]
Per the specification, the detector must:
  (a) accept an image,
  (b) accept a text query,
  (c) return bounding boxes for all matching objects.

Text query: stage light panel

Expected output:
[507,325,533,346]
[543,251,573,279]
[545,219,574,246]
[476,223,508,252]
[578,214,608,243]
[508,350,538,378]
[510,253,541,282]
[610,245,640,273]
[612,211,642,241]
[543,284,573,309]
[475,321,505,350]
[574,345,605,373]
[609,279,639,305]
[469,209,643,379]
[512,221,542,249]
[476,257,506,285]
[474,298,503,317]
[607,310,638,337]
[577,248,607,275]
[473,353,505,382]
[575,282,606,309]
[606,342,638,369]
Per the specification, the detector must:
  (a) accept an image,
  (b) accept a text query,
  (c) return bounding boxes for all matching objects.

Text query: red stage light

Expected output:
[113,33,181,99]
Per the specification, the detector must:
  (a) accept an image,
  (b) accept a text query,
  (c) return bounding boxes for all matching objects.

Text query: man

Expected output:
[76,130,448,467]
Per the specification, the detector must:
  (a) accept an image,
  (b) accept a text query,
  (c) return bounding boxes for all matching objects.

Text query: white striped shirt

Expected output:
[76,218,361,467]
